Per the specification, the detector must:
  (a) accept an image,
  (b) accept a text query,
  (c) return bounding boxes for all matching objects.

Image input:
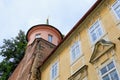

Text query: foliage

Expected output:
[0,30,27,80]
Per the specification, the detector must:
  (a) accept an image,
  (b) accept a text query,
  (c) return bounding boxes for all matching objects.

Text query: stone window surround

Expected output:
[68,65,88,80]
[99,59,120,80]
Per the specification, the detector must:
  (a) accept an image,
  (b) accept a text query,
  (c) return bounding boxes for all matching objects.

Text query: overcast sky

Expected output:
[0,0,96,61]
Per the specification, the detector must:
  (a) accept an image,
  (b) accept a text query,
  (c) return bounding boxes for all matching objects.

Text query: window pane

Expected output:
[54,65,57,76]
[91,32,97,42]
[52,68,54,78]
[101,66,107,75]
[76,45,80,57]
[102,75,110,80]
[110,70,119,80]
[72,49,76,61]
[48,35,52,42]
[89,25,95,32]
[97,28,103,37]
[107,61,115,70]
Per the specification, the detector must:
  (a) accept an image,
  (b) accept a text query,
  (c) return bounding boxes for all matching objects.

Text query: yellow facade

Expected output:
[40,0,120,80]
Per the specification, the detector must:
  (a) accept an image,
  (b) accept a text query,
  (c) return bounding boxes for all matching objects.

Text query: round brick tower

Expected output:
[26,24,63,45]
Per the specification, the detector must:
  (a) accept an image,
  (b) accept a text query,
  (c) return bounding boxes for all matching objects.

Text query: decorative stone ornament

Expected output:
[89,39,115,63]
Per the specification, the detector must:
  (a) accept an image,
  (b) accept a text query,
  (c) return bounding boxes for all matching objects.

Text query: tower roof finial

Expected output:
[46,17,49,25]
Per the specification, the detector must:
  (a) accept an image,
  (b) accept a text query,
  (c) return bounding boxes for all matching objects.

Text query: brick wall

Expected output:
[8,38,56,80]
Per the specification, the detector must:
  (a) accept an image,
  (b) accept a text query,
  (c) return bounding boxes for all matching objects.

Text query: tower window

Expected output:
[35,34,41,38]
[48,34,53,42]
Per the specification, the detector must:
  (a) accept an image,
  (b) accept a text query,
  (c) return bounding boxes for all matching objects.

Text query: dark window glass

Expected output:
[110,70,119,80]
[103,75,110,80]
[101,66,107,75]
[107,61,115,70]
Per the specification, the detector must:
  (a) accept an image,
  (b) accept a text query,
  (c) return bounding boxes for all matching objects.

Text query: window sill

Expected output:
[51,75,59,80]
[70,54,84,66]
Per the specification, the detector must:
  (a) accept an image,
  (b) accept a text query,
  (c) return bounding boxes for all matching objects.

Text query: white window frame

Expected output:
[88,20,104,44]
[99,60,120,80]
[70,41,82,63]
[50,61,59,80]
[112,0,120,19]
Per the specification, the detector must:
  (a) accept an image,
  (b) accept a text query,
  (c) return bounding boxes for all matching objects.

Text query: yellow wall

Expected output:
[41,0,120,80]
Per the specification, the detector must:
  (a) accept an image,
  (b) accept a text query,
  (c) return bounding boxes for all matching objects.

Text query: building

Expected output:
[8,24,63,80]
[9,0,120,80]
